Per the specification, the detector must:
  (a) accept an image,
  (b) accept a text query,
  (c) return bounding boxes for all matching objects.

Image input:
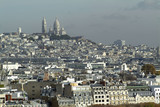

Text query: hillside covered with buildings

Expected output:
[0,18,160,107]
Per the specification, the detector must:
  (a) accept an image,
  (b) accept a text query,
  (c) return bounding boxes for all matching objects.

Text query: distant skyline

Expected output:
[1,0,160,46]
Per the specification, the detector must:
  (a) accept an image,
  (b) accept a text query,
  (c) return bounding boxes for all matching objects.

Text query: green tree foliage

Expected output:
[156,71,160,75]
[50,35,71,40]
[0,84,4,88]
[141,64,156,75]
[119,73,137,81]
[27,37,35,41]
[0,64,2,70]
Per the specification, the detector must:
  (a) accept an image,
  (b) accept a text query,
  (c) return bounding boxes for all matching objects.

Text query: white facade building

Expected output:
[64,84,93,107]
[85,62,106,69]
[150,86,160,103]
[120,63,128,71]
[72,85,93,107]
[7,75,18,81]
[3,63,21,70]
[92,85,110,105]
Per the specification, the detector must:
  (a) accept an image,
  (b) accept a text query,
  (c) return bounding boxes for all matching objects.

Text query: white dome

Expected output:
[60,27,67,35]
[54,18,60,28]
[53,18,60,35]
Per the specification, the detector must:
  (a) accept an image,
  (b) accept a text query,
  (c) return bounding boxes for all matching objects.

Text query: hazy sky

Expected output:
[1,0,160,46]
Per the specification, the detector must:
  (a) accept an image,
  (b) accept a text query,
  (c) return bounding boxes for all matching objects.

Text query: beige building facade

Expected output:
[92,85,128,105]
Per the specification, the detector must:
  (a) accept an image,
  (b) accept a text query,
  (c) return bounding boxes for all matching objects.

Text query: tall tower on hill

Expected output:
[17,27,22,35]
[42,17,47,33]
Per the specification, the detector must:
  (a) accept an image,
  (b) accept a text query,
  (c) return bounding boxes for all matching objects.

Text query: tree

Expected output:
[119,73,137,81]
[27,37,35,41]
[141,64,156,75]
[50,34,71,40]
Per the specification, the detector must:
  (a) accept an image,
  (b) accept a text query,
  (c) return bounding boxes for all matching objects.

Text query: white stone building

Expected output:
[150,86,160,103]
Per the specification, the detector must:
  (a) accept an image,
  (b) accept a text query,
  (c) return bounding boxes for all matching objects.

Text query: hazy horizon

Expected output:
[1,0,160,46]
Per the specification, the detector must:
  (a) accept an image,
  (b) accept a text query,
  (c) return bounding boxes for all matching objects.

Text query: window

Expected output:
[106,100,109,102]
[102,100,104,102]
[99,100,101,102]
[32,86,35,88]
[102,96,104,98]
[96,100,98,102]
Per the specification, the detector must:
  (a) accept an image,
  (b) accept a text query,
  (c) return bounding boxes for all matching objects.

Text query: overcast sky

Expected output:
[1,0,160,46]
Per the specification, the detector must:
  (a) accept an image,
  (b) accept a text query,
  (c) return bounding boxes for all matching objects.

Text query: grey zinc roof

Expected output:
[128,91,153,97]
